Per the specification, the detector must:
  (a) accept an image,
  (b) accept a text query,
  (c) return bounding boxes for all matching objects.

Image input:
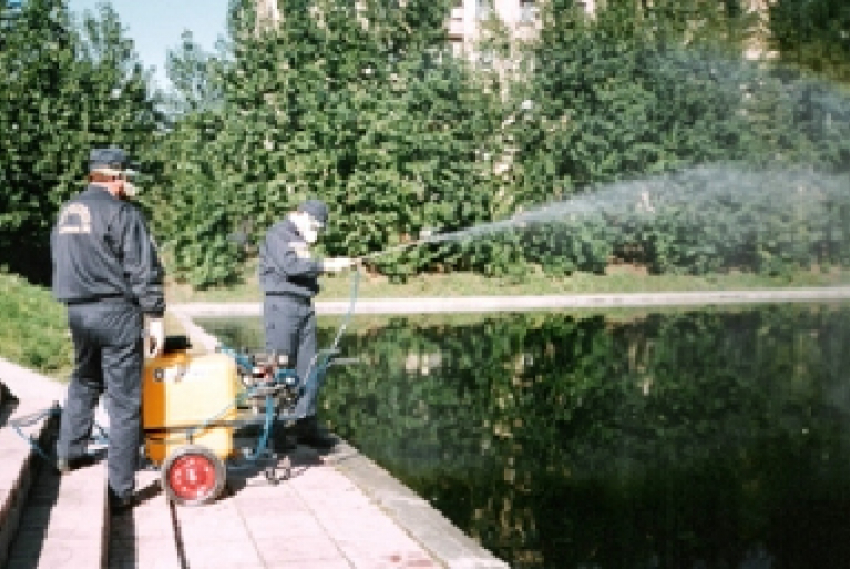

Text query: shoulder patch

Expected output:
[57,203,92,234]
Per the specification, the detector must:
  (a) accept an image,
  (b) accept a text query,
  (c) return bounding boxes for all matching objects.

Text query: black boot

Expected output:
[108,487,137,514]
[55,454,97,475]
[272,418,297,452]
[295,416,337,449]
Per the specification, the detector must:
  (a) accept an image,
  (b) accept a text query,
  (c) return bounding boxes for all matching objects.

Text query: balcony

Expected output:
[518,5,539,27]
[448,7,464,40]
[476,6,492,21]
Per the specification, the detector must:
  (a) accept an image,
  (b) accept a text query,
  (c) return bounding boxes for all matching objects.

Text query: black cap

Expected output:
[297,199,329,226]
[89,148,134,173]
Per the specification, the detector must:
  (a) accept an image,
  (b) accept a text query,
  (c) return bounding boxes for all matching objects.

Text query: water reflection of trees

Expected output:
[319,306,850,569]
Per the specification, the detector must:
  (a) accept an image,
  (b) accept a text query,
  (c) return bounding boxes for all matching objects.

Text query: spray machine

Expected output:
[142,269,362,507]
[142,337,305,505]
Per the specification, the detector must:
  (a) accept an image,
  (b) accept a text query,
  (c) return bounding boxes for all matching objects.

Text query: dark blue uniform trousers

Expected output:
[263,294,320,418]
[58,301,143,499]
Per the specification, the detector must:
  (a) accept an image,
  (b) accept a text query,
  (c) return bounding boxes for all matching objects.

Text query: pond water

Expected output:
[199,303,850,569]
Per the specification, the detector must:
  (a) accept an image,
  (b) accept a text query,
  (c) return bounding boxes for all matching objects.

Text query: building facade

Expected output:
[254,0,774,66]
[448,0,775,63]
[447,0,598,67]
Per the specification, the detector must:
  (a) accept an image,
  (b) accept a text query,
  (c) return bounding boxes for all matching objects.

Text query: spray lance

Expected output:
[356,228,439,262]
[353,216,535,263]
[353,215,538,263]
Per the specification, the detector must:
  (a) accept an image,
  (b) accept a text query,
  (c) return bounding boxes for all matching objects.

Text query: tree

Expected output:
[510,0,771,203]
[769,0,850,85]
[164,30,228,118]
[146,0,506,287]
[0,0,162,284]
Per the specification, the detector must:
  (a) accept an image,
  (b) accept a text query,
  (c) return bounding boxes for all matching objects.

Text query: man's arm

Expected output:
[121,206,166,316]
[263,226,325,277]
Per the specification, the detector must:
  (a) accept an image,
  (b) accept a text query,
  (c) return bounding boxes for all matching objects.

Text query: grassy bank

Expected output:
[0,272,190,379]
[167,260,850,303]
[0,271,73,378]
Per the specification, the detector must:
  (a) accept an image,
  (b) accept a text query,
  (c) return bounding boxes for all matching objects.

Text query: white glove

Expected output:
[145,317,165,358]
[324,257,353,273]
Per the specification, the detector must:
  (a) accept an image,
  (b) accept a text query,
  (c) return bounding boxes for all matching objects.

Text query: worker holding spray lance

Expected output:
[259,199,357,449]
[259,206,449,450]
[257,214,507,452]
[259,206,469,449]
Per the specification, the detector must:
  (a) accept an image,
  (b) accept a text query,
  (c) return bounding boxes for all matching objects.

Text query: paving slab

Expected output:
[1,357,110,569]
[108,469,181,569]
[3,438,108,569]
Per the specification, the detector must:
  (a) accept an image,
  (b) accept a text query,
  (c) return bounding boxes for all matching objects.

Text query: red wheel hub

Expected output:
[167,454,217,501]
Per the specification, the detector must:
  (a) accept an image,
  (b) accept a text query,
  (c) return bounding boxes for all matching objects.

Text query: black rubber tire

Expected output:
[161,444,227,506]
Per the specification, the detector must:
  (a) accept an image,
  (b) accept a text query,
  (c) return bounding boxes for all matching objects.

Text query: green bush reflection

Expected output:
[202,305,850,569]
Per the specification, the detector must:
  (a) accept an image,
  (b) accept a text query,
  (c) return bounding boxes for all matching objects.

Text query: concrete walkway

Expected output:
[106,440,504,569]
[0,358,108,569]
[0,356,507,568]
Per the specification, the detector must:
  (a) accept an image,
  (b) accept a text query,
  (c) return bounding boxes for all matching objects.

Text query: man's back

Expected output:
[51,185,164,314]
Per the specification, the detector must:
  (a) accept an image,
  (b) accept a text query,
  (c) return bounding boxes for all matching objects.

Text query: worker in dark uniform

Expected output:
[259,199,352,448]
[51,148,165,512]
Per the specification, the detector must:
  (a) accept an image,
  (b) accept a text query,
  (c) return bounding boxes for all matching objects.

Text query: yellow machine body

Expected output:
[143,351,237,464]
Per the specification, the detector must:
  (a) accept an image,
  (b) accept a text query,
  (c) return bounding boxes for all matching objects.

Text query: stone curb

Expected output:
[326,442,510,568]
[171,286,850,317]
[0,399,58,568]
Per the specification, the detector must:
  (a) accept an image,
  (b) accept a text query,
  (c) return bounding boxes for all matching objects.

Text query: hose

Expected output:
[9,402,107,460]
[331,265,361,350]
[301,265,360,386]
[9,404,61,460]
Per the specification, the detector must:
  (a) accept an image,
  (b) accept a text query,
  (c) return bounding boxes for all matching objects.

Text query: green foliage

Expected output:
[145,111,241,288]
[491,1,850,279]
[0,0,164,284]
[163,30,227,117]
[465,165,850,278]
[153,0,504,287]
[3,0,850,288]
[516,1,765,197]
[0,269,72,377]
[769,0,850,84]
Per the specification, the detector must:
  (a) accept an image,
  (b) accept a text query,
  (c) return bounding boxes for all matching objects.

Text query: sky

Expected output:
[67,0,231,91]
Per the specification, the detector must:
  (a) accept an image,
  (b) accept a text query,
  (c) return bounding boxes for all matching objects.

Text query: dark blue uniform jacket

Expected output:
[50,185,165,317]
[258,219,325,299]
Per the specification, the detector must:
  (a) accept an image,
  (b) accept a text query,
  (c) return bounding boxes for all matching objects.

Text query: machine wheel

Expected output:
[162,444,226,506]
